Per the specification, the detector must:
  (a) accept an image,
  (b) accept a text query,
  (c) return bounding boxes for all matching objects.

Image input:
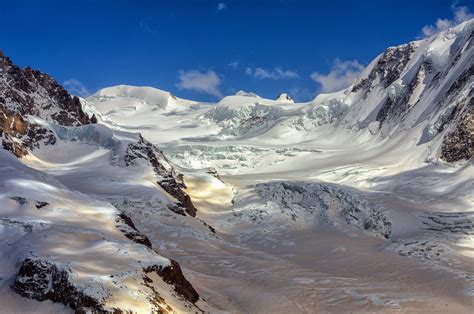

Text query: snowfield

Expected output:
[73,20,474,312]
[0,19,472,313]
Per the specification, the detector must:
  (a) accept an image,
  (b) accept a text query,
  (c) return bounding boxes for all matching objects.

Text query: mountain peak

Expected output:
[235,90,261,98]
[276,93,294,103]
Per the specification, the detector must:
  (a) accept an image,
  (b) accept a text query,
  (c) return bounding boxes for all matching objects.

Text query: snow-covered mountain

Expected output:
[87,21,472,164]
[342,19,473,163]
[275,93,295,103]
[1,20,473,312]
[0,52,212,312]
[81,20,473,312]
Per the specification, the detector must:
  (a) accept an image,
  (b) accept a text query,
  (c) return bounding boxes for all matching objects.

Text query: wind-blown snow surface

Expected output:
[0,119,214,312]
[77,21,474,312]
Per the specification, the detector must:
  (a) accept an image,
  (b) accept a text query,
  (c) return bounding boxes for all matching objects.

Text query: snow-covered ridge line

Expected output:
[0,52,213,312]
[87,20,472,163]
[0,149,204,312]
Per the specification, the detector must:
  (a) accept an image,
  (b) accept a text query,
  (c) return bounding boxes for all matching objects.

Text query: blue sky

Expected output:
[1,0,472,101]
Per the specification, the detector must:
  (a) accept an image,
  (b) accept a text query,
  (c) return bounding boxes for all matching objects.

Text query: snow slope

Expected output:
[1,53,213,312]
[80,20,474,312]
[0,19,472,313]
[0,148,209,313]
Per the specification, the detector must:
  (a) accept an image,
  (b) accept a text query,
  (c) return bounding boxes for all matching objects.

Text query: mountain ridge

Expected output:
[0,19,472,313]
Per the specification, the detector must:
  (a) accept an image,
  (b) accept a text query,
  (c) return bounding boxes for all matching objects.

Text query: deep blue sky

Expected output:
[1,0,472,101]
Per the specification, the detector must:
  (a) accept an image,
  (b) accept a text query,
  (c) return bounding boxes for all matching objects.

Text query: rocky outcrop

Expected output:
[352,43,417,95]
[10,196,49,209]
[144,260,200,304]
[375,60,430,124]
[440,105,473,162]
[11,258,106,313]
[116,212,153,248]
[0,51,93,126]
[345,22,473,164]
[276,93,294,103]
[34,201,49,209]
[0,51,96,157]
[1,110,56,157]
[125,134,197,217]
[11,257,200,314]
[1,51,204,312]
[206,167,222,181]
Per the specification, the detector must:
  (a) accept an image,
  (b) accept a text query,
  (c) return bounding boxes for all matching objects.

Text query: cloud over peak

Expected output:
[176,69,222,98]
[310,59,364,93]
[421,4,473,37]
[246,67,299,80]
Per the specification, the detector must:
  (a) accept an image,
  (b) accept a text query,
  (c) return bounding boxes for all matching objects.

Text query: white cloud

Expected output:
[246,67,299,80]
[217,3,227,11]
[228,60,239,69]
[421,4,473,37]
[63,79,90,97]
[310,59,364,93]
[176,69,222,98]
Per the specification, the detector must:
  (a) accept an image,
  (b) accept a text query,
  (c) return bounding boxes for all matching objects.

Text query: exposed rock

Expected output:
[10,196,28,205]
[34,201,49,209]
[11,258,107,313]
[375,61,427,124]
[0,110,55,157]
[206,167,222,181]
[0,51,95,157]
[0,52,92,126]
[125,134,197,217]
[144,260,200,304]
[116,212,153,248]
[141,274,175,313]
[1,51,204,313]
[446,63,474,97]
[275,93,295,103]
[352,43,417,94]
[89,114,98,124]
[440,105,473,162]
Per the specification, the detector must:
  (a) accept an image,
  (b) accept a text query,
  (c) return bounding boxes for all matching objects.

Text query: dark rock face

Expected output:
[141,274,175,313]
[11,258,106,313]
[206,167,221,181]
[144,260,200,304]
[439,62,473,162]
[116,212,153,248]
[125,134,197,217]
[10,196,28,205]
[0,52,91,126]
[446,63,474,98]
[0,111,56,157]
[348,28,472,164]
[241,114,267,130]
[375,61,429,124]
[441,105,473,162]
[35,201,49,209]
[9,197,49,209]
[352,43,417,94]
[0,51,95,157]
